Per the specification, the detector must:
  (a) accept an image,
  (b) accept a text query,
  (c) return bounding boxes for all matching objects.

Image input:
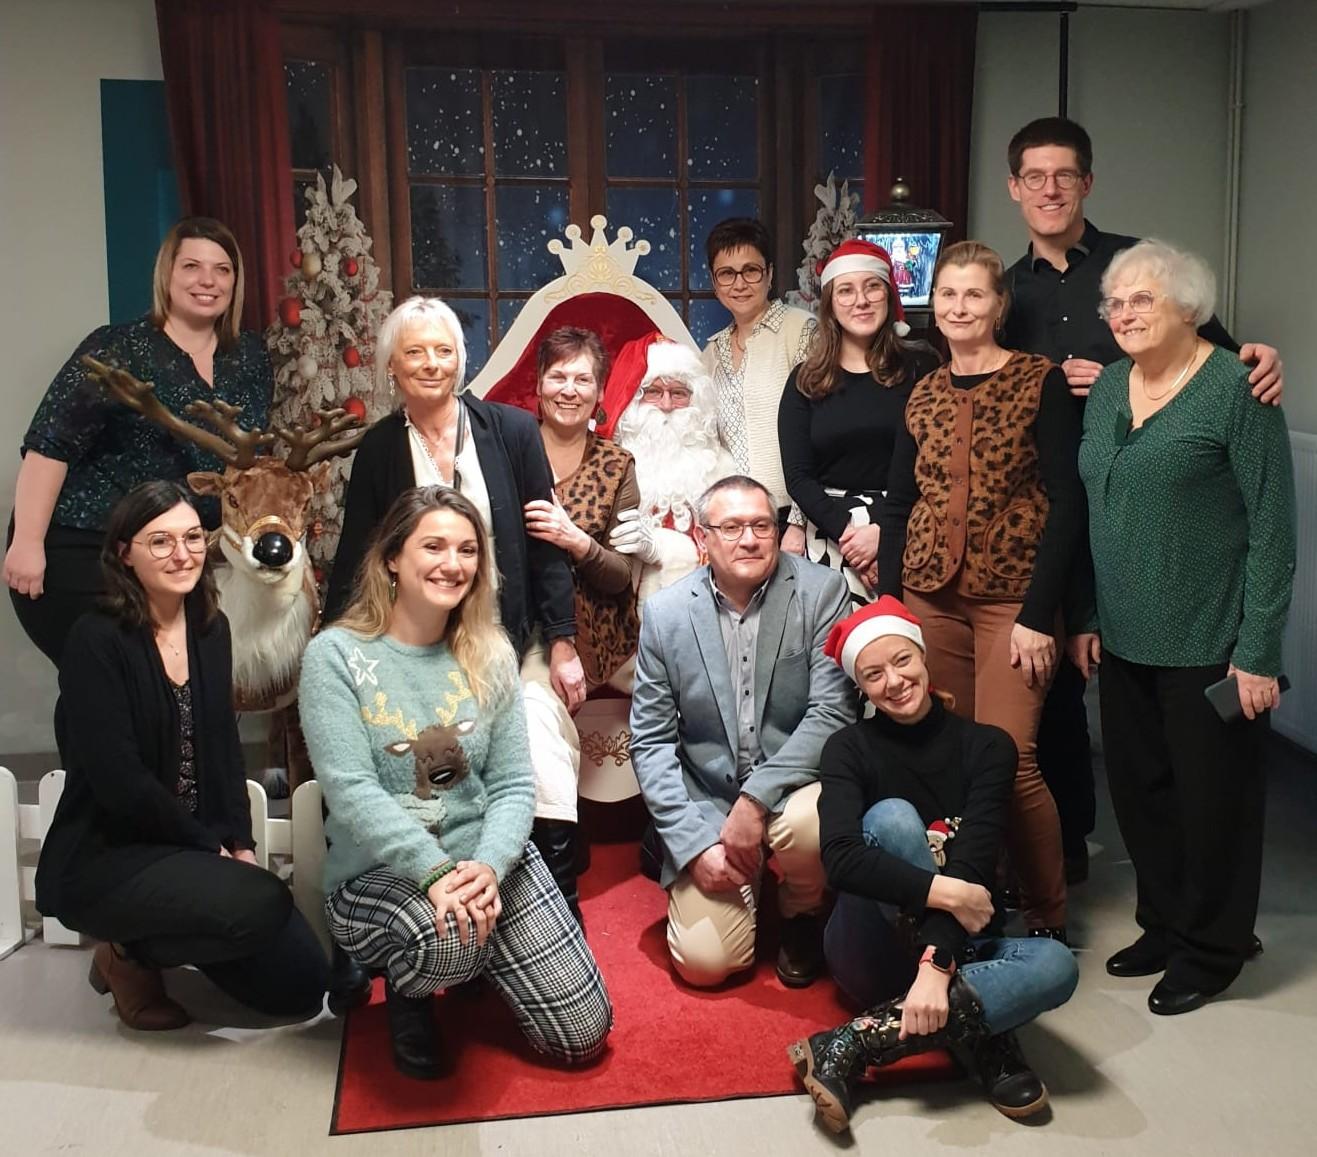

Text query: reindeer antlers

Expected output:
[83,355,365,472]
[275,409,367,470]
[81,356,275,468]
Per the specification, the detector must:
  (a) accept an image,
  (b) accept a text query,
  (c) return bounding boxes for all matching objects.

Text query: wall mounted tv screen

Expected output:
[853,229,944,308]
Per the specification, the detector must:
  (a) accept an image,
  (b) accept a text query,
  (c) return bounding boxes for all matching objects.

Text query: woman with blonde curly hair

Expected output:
[301,486,612,1080]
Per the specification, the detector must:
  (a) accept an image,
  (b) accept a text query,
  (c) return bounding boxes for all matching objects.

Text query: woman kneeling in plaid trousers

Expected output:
[301,486,612,1079]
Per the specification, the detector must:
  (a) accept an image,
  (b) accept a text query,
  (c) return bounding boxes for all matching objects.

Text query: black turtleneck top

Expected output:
[817,696,1017,958]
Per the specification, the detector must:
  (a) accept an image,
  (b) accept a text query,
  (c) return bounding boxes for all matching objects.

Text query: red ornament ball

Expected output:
[290,249,303,269]
[342,346,362,369]
[342,396,367,422]
[343,257,359,277]
[278,296,302,327]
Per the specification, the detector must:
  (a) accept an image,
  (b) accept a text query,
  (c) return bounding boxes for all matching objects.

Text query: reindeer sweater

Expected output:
[299,627,534,893]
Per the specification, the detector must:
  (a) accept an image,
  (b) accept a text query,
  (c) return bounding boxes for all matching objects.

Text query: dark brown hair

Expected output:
[1007,117,1093,177]
[100,481,218,629]
[794,281,913,399]
[150,217,246,350]
[705,217,773,271]
[536,326,609,386]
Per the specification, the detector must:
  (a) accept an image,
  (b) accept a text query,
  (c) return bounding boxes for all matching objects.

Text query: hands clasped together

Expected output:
[428,861,502,948]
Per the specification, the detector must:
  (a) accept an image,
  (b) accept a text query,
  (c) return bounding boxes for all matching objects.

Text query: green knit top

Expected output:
[299,627,533,893]
[1078,347,1295,675]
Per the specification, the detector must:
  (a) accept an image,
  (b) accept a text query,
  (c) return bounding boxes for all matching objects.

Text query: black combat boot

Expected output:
[787,974,988,1134]
[384,980,443,1079]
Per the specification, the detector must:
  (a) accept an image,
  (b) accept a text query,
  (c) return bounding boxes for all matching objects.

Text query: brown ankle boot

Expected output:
[88,943,191,1031]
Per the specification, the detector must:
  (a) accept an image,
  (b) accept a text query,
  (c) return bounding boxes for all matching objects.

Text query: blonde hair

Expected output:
[333,486,514,706]
[376,296,469,397]
[150,217,245,350]
[794,280,914,400]
[932,240,1012,323]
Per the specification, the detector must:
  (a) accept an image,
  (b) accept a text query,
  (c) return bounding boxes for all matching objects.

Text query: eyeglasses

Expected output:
[832,280,888,307]
[1016,169,1084,191]
[135,528,209,559]
[701,519,777,542]
[1098,291,1161,320]
[639,384,693,405]
[712,264,767,288]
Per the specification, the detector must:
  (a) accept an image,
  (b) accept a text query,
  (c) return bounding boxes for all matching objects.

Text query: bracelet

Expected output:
[420,861,457,890]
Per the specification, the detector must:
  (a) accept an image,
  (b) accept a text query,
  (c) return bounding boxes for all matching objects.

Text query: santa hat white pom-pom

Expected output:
[894,320,911,337]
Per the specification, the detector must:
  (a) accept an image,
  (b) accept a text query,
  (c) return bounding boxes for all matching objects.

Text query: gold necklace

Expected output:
[1138,347,1197,401]
[165,322,216,360]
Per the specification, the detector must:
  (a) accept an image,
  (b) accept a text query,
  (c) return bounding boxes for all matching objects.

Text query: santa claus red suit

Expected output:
[598,333,737,605]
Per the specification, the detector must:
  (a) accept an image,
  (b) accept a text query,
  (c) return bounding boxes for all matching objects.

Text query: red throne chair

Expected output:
[468,216,699,803]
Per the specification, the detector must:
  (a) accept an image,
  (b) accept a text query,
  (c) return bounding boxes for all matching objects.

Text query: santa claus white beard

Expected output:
[615,402,724,532]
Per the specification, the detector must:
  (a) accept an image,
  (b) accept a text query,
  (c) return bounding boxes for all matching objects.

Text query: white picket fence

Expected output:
[0,766,328,962]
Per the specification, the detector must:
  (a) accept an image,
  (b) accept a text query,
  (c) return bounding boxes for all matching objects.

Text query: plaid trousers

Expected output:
[327,842,612,1065]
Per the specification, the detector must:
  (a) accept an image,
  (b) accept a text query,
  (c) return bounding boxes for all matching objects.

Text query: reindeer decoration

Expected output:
[81,356,365,717]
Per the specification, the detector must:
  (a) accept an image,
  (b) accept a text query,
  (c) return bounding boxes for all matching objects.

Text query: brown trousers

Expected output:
[904,582,1067,928]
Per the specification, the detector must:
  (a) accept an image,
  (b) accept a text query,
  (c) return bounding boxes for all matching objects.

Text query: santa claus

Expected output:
[597,332,737,605]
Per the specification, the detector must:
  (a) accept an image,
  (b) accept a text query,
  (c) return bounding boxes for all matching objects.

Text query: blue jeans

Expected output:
[824,799,1078,1034]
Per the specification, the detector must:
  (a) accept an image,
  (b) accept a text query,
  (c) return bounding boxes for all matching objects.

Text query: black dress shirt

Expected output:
[1002,220,1237,368]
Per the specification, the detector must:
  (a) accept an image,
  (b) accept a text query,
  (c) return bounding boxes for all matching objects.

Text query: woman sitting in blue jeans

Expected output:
[789,596,1077,1133]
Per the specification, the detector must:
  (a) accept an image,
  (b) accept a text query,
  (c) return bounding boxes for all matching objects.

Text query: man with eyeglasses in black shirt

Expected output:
[1000,116,1285,885]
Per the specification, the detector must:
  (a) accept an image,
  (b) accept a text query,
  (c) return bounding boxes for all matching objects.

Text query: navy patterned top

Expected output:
[21,316,272,531]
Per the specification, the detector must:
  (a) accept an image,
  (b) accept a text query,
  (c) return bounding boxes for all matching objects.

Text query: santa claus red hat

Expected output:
[818,239,910,337]
[596,331,704,440]
[823,595,925,681]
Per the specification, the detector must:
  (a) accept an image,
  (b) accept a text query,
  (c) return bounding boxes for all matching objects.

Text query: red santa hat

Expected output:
[596,331,704,440]
[823,595,925,681]
[817,239,910,337]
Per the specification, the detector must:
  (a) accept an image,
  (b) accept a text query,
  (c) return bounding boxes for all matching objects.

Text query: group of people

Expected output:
[6,115,1296,1134]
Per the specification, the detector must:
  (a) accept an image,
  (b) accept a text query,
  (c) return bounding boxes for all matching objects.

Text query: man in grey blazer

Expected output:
[630,475,855,988]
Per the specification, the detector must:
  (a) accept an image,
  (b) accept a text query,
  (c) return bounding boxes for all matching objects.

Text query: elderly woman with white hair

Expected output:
[324,296,588,935]
[1071,239,1296,1016]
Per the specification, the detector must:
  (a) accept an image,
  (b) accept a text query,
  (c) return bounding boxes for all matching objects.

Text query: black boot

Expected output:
[328,943,373,1016]
[384,980,443,1080]
[531,818,584,926]
[787,974,988,1134]
[965,1031,1048,1119]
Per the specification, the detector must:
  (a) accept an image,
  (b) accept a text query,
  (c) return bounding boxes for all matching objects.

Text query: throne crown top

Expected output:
[548,214,651,283]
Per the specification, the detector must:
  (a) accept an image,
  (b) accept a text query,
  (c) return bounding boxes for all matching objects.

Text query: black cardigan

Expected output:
[817,698,1016,960]
[323,400,577,657]
[35,600,253,917]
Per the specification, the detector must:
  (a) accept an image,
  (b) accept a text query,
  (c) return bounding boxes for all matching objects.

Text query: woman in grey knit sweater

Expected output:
[300,486,611,1079]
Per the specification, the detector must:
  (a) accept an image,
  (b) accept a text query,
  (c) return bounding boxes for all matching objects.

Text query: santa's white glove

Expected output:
[609,508,662,565]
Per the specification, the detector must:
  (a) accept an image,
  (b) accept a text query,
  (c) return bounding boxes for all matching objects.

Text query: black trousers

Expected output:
[60,849,330,1016]
[1099,652,1267,992]
[6,521,104,666]
[1036,655,1097,858]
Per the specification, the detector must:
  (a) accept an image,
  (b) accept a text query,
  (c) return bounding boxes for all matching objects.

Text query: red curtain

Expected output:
[155,0,294,331]
[863,4,978,242]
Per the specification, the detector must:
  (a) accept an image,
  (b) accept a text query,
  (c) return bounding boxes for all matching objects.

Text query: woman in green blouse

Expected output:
[1072,239,1295,1016]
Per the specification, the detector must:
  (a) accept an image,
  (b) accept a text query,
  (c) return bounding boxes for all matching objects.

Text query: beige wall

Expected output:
[0,0,163,753]
[1237,0,1317,435]
[969,6,1231,275]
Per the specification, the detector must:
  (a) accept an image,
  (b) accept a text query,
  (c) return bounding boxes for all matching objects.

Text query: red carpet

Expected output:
[332,837,956,1134]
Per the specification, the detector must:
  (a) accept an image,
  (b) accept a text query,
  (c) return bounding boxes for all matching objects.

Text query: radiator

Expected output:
[1274,431,1317,752]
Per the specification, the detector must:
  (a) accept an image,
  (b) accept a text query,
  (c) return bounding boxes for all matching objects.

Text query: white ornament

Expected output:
[297,354,319,381]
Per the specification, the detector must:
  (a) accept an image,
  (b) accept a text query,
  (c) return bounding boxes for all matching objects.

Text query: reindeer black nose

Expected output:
[253,532,294,568]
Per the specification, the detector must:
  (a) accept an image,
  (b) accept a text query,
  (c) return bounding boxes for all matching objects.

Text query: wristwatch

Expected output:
[919,944,956,975]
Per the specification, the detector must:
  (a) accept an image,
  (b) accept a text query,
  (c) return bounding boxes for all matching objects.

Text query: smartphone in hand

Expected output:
[1203,673,1290,723]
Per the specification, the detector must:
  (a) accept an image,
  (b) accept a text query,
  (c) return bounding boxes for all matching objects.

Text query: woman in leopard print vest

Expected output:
[877,242,1088,941]
[522,327,642,918]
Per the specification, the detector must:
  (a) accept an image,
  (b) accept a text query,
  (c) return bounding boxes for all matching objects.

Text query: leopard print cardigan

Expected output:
[555,434,641,686]
[901,352,1053,601]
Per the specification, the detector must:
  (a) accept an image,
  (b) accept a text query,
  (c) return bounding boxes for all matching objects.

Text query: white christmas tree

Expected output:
[267,166,393,579]
[785,171,861,310]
